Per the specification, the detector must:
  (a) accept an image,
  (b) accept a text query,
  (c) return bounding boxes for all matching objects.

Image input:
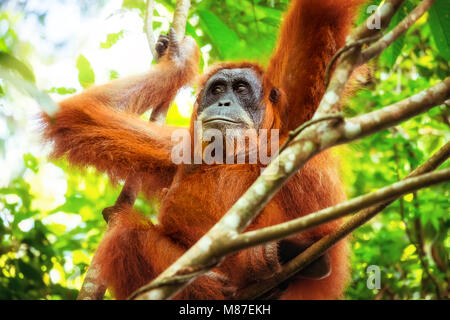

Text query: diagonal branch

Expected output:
[227,169,450,254]
[132,76,449,300]
[172,0,191,39]
[144,0,158,61]
[239,141,450,299]
[316,0,405,117]
[360,0,435,64]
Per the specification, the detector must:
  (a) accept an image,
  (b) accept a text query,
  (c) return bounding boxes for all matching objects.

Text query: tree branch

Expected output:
[132,76,449,299]
[172,0,191,39]
[238,141,449,299]
[349,0,405,43]
[77,253,108,300]
[394,140,443,299]
[144,0,158,61]
[360,0,435,63]
[316,0,406,117]
[227,169,450,253]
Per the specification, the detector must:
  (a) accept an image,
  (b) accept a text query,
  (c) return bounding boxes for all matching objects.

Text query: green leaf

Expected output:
[197,10,242,60]
[0,66,58,115]
[100,31,124,49]
[23,153,39,173]
[0,50,35,83]
[380,1,413,67]
[47,87,77,95]
[122,0,145,12]
[109,70,119,80]
[76,55,95,88]
[429,0,450,60]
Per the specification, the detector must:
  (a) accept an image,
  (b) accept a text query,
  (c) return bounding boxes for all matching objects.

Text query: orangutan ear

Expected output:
[269,87,281,104]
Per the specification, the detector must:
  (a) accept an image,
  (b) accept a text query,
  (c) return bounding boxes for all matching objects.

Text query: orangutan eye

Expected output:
[212,84,225,95]
[234,82,248,94]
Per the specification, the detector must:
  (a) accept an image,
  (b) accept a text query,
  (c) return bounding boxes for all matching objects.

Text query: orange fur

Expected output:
[42,0,365,300]
[266,0,365,131]
[41,37,199,192]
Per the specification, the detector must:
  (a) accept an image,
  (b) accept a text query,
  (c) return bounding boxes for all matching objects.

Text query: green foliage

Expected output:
[341,10,449,297]
[380,1,414,68]
[47,87,77,95]
[0,51,35,83]
[100,31,125,49]
[122,0,146,13]
[109,70,120,80]
[196,10,242,60]
[76,55,95,88]
[428,0,450,60]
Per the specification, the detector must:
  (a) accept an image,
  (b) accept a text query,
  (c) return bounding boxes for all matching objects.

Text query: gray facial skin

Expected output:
[197,68,266,133]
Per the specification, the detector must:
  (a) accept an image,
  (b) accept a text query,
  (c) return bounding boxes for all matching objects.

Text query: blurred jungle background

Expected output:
[0,0,448,300]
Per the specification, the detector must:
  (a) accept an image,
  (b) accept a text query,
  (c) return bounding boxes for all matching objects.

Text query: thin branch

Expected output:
[279,112,345,153]
[145,0,191,62]
[77,173,142,300]
[172,0,191,39]
[324,35,381,87]
[239,141,450,299]
[77,255,107,300]
[349,0,405,42]
[360,0,435,63]
[317,0,405,118]
[394,142,443,299]
[228,169,450,251]
[145,0,159,61]
[149,0,190,123]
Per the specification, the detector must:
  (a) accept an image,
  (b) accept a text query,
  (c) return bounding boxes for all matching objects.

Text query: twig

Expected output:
[349,0,405,42]
[360,0,435,64]
[172,0,191,39]
[145,0,191,61]
[324,35,381,87]
[279,112,345,153]
[315,0,406,118]
[394,142,443,299]
[227,169,450,251]
[144,0,158,61]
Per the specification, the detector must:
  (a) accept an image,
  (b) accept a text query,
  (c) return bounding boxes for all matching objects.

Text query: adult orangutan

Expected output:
[42,0,365,299]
